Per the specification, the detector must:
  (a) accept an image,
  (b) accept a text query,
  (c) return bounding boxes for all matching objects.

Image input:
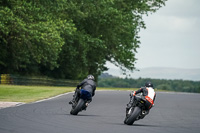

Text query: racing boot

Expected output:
[126,96,135,113]
[69,88,80,104]
[140,110,149,119]
[69,94,77,104]
[82,102,89,111]
[82,99,92,110]
[69,98,76,104]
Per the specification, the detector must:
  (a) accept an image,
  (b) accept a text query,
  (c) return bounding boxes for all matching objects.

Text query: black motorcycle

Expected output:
[70,88,91,115]
[124,93,149,125]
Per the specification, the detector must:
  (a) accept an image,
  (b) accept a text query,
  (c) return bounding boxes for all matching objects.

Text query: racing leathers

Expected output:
[127,87,156,111]
[69,78,96,104]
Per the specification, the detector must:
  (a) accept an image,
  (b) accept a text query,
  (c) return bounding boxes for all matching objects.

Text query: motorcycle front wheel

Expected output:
[124,106,141,125]
[70,99,85,115]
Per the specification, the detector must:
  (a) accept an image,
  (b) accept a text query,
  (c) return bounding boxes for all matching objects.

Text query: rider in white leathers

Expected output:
[126,81,156,114]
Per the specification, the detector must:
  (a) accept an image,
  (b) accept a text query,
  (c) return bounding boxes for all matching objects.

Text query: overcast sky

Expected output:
[106,0,200,70]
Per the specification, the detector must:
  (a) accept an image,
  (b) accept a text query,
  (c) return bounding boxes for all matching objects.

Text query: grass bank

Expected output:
[0,85,153,103]
[0,85,75,103]
[97,87,137,91]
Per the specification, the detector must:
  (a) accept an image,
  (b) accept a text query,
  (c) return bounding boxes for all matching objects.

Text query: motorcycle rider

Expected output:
[69,75,96,109]
[126,81,156,116]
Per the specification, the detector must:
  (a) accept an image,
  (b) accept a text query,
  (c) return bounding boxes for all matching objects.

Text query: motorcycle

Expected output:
[124,93,149,125]
[70,88,91,115]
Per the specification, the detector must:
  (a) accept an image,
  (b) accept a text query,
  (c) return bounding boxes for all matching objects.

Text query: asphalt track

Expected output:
[0,91,200,133]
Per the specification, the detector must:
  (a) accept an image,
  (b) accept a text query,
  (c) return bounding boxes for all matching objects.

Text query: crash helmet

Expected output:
[145,81,154,88]
[87,75,95,80]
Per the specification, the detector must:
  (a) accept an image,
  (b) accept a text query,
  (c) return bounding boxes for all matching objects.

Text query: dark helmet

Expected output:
[145,81,154,88]
[87,75,95,80]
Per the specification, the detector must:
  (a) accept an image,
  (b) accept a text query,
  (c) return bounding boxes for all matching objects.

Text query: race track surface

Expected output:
[0,91,200,133]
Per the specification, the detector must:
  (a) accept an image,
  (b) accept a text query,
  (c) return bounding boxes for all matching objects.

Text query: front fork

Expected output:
[126,96,135,112]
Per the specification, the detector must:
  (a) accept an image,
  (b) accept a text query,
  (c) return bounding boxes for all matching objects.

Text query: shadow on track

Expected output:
[65,114,101,117]
[131,124,160,127]
[111,122,159,127]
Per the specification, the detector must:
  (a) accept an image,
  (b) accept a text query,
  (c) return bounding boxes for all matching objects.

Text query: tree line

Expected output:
[0,0,167,80]
[98,75,200,93]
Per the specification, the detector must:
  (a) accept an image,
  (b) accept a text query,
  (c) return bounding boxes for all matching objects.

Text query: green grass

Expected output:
[97,87,138,91]
[1,85,162,103]
[0,85,75,103]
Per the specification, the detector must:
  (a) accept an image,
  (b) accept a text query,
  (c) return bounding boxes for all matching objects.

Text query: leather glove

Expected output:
[130,91,136,96]
[132,91,136,96]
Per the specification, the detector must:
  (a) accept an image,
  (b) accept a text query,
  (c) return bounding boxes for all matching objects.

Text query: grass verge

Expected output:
[97,87,137,91]
[0,85,75,103]
[0,85,154,103]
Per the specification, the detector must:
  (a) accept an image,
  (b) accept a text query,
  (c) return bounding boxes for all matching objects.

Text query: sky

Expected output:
[106,0,200,71]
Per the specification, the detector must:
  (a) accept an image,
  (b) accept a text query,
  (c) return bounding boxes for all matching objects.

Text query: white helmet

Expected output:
[87,75,95,80]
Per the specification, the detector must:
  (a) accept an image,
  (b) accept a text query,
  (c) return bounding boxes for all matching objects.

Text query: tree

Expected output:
[0,0,167,80]
[0,0,75,74]
[55,0,167,79]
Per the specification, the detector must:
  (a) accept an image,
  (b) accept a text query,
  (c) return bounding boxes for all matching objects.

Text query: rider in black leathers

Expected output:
[69,75,96,106]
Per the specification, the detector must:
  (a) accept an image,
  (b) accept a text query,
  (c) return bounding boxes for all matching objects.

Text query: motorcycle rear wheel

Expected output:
[124,106,141,125]
[70,99,85,115]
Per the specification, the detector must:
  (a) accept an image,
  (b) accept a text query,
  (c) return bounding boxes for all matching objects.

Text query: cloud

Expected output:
[157,16,199,33]
[142,0,200,34]
[161,0,200,18]
[170,17,194,31]
[107,0,200,70]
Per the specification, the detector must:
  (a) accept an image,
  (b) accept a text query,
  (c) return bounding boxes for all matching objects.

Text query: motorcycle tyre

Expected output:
[124,106,141,125]
[70,99,85,115]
